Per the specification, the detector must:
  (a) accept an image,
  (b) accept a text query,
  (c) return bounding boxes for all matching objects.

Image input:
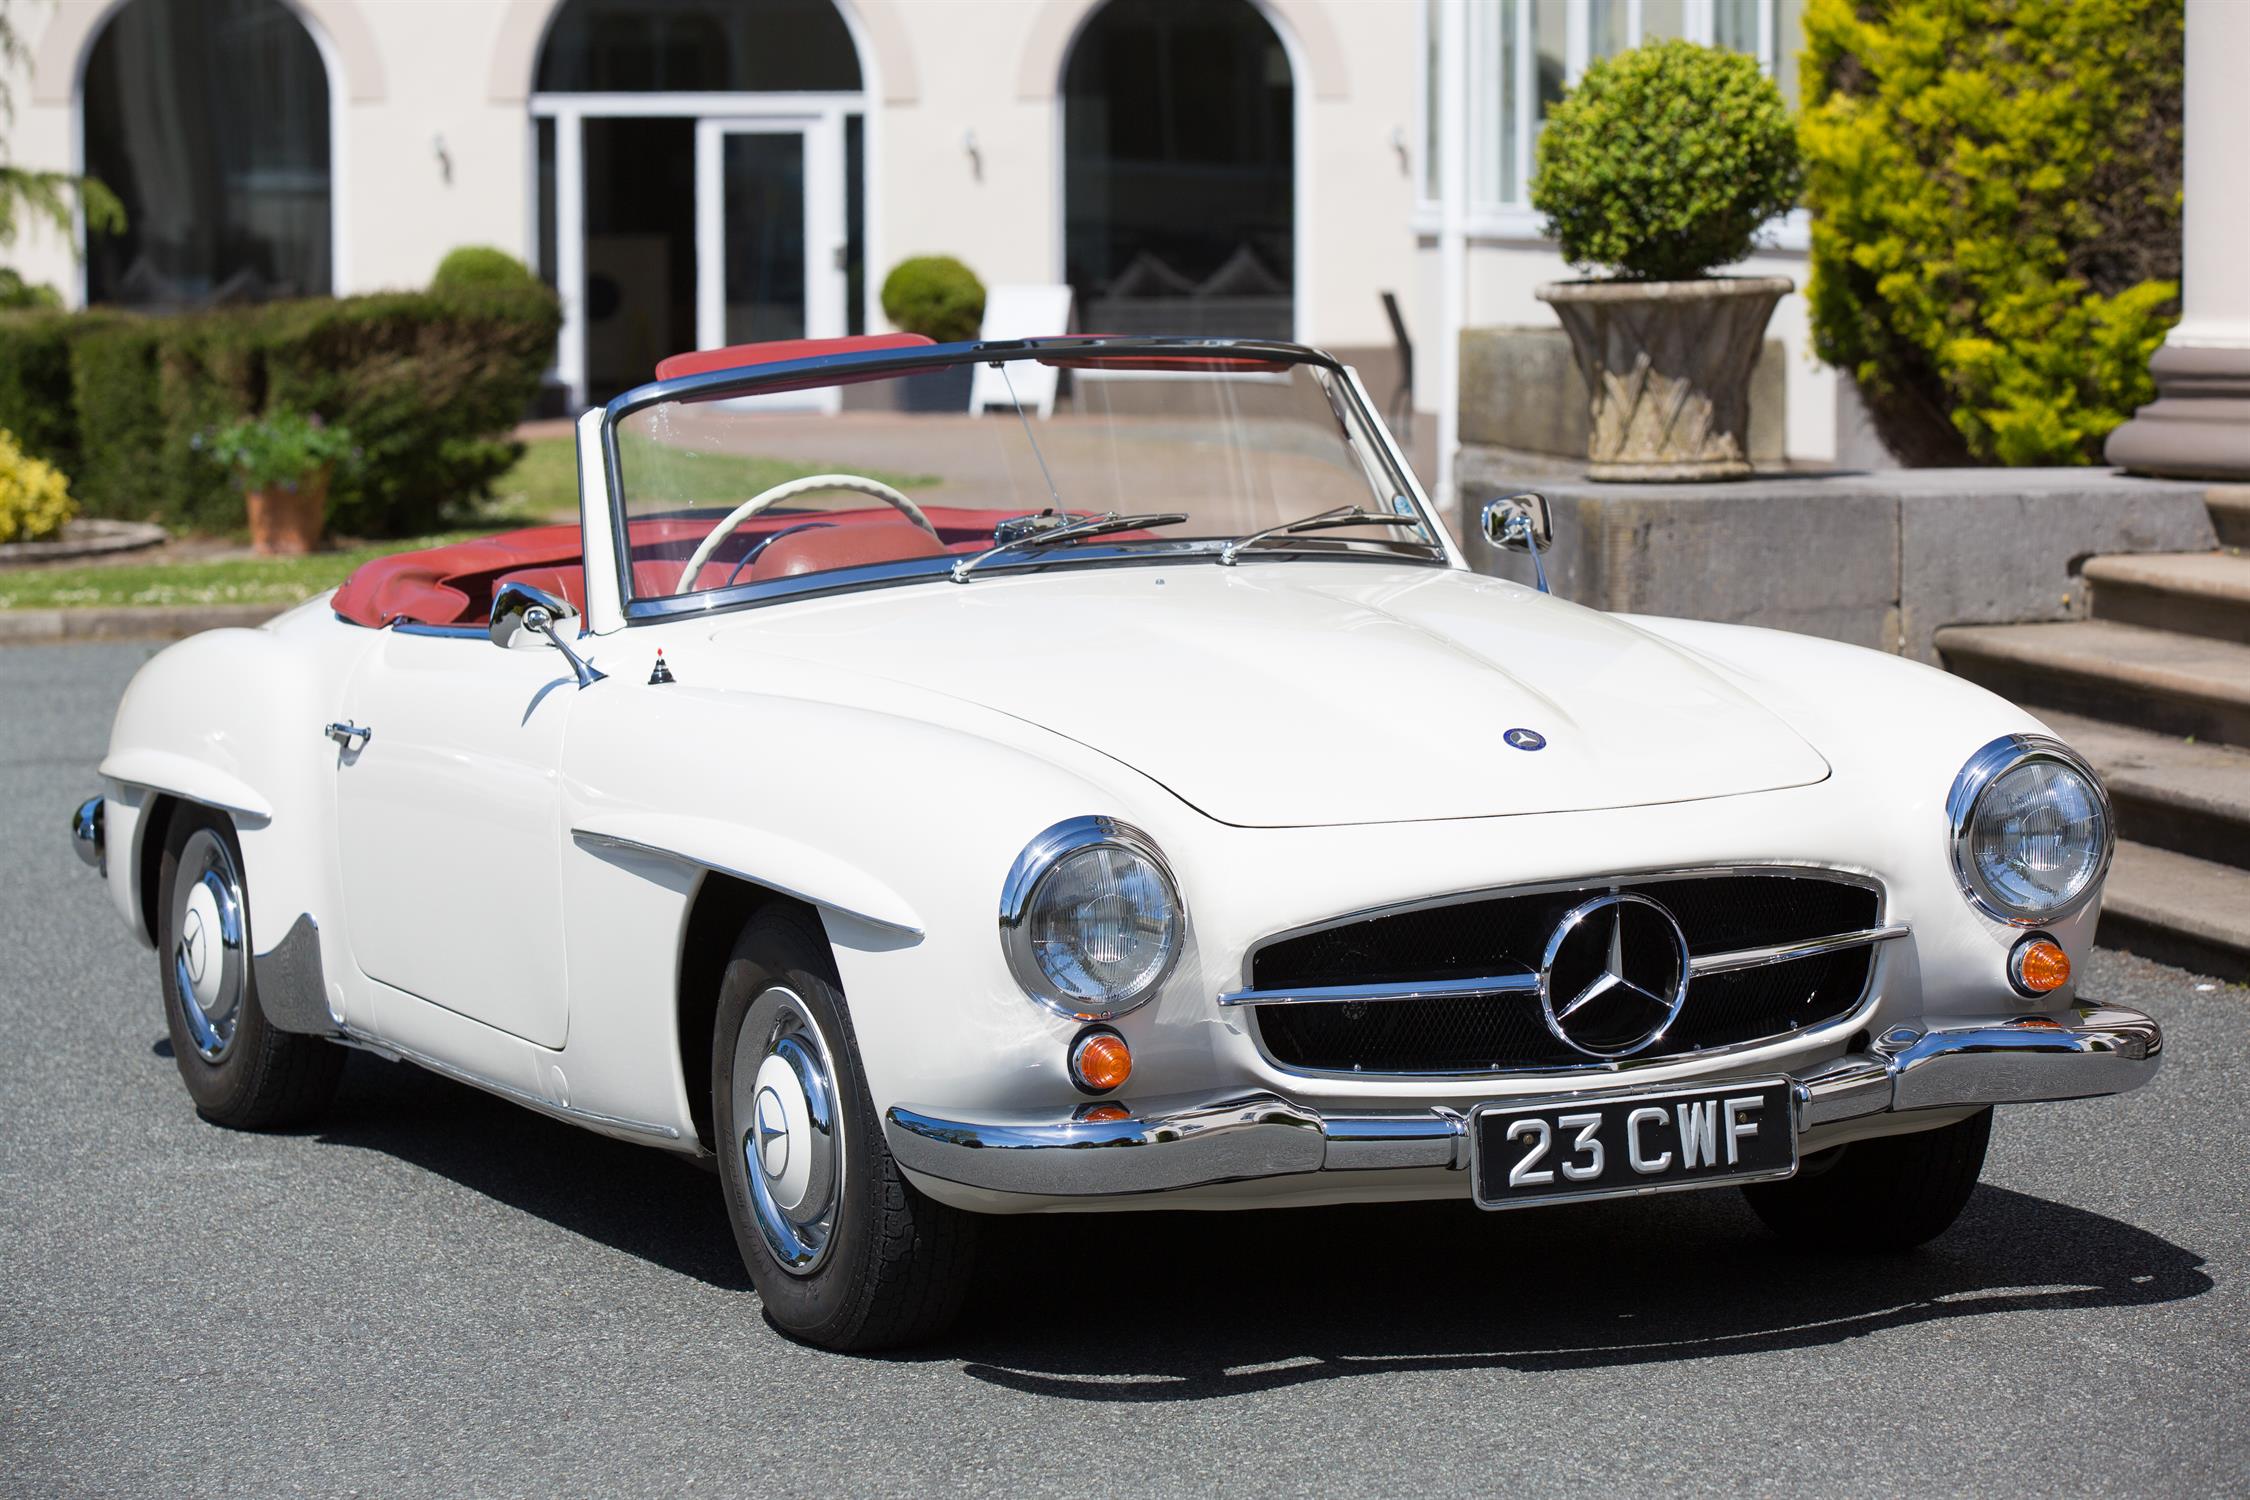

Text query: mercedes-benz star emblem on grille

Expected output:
[1537,892,1692,1059]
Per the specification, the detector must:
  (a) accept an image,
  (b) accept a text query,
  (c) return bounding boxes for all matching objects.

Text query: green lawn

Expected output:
[0,435,939,611]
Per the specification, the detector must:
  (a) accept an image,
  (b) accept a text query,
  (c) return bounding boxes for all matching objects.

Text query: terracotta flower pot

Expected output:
[1536,276,1792,482]
[245,468,330,556]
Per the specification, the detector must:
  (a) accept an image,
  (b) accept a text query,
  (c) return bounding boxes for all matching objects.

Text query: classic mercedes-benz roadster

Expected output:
[75,335,2160,1349]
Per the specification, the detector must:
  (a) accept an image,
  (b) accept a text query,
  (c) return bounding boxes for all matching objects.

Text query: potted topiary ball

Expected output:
[880,255,986,412]
[1530,39,1803,480]
[207,406,356,555]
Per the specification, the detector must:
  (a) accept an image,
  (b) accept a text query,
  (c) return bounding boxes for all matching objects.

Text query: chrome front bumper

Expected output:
[71,794,105,874]
[884,1005,2162,1198]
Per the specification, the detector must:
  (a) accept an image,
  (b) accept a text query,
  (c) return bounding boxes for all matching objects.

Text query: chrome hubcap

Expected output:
[170,829,246,1062]
[733,987,843,1276]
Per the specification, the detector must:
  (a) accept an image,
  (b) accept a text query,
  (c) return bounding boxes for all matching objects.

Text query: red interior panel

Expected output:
[331,507,1029,629]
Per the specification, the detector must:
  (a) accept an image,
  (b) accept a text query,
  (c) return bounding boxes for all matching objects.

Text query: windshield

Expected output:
[605,340,1443,613]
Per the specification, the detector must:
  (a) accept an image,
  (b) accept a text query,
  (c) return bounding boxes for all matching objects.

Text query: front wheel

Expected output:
[157,806,343,1128]
[712,905,978,1351]
[1742,1108,1992,1251]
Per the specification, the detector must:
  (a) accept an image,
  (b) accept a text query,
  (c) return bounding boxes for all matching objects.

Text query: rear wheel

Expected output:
[157,806,343,1128]
[712,904,977,1350]
[1742,1108,1992,1251]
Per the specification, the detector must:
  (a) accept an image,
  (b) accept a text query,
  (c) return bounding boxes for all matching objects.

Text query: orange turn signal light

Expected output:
[1070,1030,1133,1094]
[1076,1103,1132,1123]
[2009,937,2071,996]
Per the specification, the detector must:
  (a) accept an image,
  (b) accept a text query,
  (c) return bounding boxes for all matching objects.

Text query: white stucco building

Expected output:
[0,0,1837,459]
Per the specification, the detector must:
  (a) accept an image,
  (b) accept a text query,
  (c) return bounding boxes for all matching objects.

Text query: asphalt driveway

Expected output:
[3,642,2245,1497]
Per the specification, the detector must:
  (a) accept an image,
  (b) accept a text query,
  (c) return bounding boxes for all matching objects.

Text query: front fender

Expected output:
[570,811,923,936]
[100,613,370,952]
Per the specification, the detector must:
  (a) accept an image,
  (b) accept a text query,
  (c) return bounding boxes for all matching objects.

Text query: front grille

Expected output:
[1249,872,1881,1075]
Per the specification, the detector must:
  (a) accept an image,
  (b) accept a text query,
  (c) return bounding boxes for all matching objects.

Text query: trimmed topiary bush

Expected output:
[1799,0,2183,466]
[880,255,985,344]
[1532,39,1802,281]
[430,245,541,294]
[0,427,77,544]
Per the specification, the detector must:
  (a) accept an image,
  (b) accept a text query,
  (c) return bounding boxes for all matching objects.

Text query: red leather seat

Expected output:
[332,509,1020,629]
[491,564,589,615]
[751,521,949,581]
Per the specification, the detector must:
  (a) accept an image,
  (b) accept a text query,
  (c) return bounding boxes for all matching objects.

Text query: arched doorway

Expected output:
[80,0,335,306]
[531,0,870,404]
[1062,0,1294,340]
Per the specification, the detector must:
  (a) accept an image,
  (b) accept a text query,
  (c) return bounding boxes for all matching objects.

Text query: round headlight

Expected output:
[1947,735,2112,925]
[1000,817,1184,1019]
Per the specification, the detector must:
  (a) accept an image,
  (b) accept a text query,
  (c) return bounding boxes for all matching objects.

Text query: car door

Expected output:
[331,628,575,1048]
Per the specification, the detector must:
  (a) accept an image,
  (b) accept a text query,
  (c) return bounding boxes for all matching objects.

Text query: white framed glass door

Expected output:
[531,94,865,408]
[695,115,846,411]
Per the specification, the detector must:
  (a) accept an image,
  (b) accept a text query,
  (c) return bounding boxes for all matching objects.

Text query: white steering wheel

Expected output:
[679,474,939,584]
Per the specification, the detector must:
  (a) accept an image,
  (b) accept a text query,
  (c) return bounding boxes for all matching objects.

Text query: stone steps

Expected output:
[1937,618,2250,750]
[2035,710,2250,873]
[2097,840,2250,980]
[2085,550,2250,642]
[1936,489,2250,979]
[2210,485,2250,548]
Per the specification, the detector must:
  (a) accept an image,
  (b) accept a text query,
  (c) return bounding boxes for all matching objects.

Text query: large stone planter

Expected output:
[1536,276,1791,481]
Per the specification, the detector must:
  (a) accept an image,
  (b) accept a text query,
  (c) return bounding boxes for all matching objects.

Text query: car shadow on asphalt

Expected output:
[311,1050,751,1292]
[300,1050,2209,1388]
[935,1187,2210,1399]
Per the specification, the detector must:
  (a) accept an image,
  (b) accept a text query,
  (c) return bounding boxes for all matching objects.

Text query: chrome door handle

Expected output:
[325,721,372,752]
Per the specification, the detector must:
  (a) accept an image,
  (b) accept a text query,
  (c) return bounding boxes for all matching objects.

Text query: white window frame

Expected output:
[1414,0,1809,251]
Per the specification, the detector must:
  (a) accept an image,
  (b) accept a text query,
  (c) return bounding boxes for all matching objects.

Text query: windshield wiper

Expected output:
[950,511,1190,584]
[1217,505,1425,566]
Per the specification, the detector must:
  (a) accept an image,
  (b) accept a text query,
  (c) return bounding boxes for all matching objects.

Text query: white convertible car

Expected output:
[75,335,2160,1350]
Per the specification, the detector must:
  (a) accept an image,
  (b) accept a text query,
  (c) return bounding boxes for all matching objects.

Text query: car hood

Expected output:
[707,562,1828,827]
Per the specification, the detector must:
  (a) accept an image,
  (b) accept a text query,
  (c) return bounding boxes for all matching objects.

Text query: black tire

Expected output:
[713,903,978,1351]
[157,806,343,1129]
[1742,1108,1992,1251]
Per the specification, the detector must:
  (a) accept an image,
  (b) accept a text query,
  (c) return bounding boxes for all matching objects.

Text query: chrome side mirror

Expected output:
[491,581,606,689]
[1481,492,1554,595]
[1482,492,1552,553]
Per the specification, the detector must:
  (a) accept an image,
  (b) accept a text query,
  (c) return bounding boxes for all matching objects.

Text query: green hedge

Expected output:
[0,283,559,535]
[1799,0,2183,466]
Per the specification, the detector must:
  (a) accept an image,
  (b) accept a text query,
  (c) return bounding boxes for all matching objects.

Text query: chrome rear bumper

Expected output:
[884,1005,2162,1198]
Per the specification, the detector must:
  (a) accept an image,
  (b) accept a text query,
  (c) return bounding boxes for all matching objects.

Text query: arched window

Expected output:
[536,0,860,93]
[1063,0,1294,339]
[82,0,333,307]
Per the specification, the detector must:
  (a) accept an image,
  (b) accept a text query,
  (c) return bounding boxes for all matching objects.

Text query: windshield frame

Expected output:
[599,336,1456,627]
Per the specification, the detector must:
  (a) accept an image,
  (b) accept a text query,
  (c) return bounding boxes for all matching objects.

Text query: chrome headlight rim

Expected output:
[1946,733,2114,927]
[999,815,1184,1021]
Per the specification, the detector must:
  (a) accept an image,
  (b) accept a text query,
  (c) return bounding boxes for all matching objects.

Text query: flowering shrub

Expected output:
[0,427,77,544]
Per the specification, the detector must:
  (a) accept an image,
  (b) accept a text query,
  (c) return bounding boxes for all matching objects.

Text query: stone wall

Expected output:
[1457,457,2219,662]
